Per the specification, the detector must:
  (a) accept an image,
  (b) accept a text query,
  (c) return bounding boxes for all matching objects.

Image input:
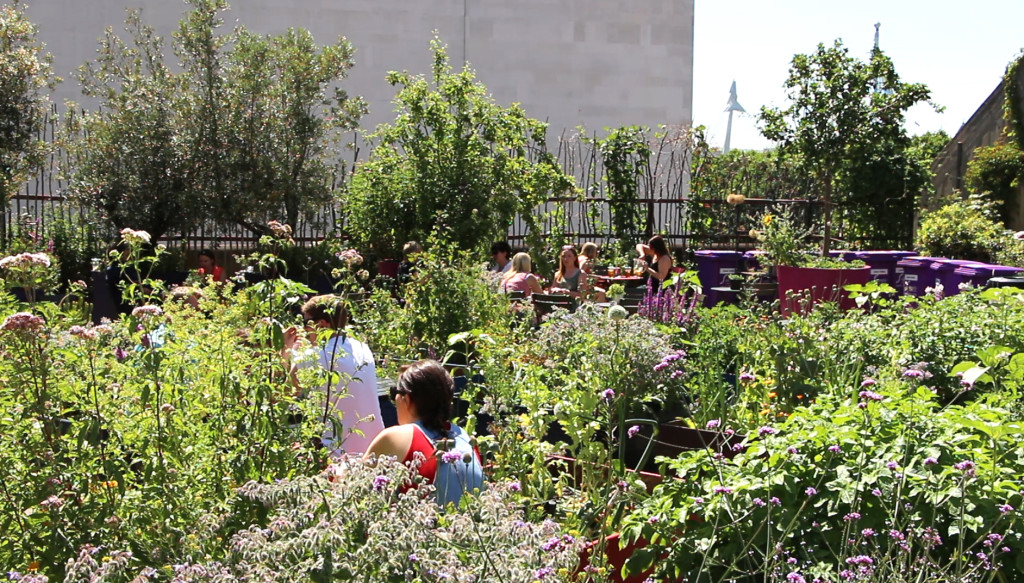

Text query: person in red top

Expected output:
[198,249,225,283]
[363,360,484,506]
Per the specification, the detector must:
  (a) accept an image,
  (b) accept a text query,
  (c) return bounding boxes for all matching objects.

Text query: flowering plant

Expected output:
[61,458,582,583]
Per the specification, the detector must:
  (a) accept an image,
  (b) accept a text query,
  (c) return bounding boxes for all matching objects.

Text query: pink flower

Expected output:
[1,312,45,334]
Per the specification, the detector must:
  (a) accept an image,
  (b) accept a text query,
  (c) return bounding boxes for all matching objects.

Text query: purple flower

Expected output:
[902,369,924,379]
[627,425,641,439]
[740,371,756,382]
[845,555,874,566]
[871,489,882,497]
[507,481,521,492]
[861,528,875,537]
[889,529,905,541]
[653,362,670,372]
[441,451,462,464]
[408,553,419,563]
[758,426,777,437]
[114,346,128,362]
[787,446,798,454]
[535,567,555,580]
[706,419,721,430]
[541,536,562,552]
[999,504,1014,514]
[752,498,766,507]
[858,390,884,401]
[860,378,876,387]
[601,389,615,400]
[924,457,938,466]
[843,512,861,521]
[805,487,817,496]
[693,497,705,505]
[886,461,898,470]
[647,515,660,524]
[954,460,976,476]
[712,486,733,495]
[372,475,391,491]
[770,497,781,506]
[828,444,842,453]
[787,572,805,583]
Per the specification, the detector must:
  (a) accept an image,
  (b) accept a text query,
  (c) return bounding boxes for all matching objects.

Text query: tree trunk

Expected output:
[820,172,833,257]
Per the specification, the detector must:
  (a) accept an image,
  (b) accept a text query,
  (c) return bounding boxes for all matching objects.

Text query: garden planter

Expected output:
[776,265,871,316]
[376,259,400,279]
[627,422,746,473]
[579,533,678,583]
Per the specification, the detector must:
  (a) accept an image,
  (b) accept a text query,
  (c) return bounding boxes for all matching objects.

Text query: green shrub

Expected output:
[915,197,1003,261]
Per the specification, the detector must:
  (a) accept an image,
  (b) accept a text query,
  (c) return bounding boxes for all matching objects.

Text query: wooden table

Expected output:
[592,275,646,288]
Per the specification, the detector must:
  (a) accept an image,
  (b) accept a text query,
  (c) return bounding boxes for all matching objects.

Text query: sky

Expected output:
[694,0,1024,151]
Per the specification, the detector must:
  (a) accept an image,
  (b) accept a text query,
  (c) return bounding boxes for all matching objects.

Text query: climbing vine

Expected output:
[599,126,651,255]
[1004,50,1024,151]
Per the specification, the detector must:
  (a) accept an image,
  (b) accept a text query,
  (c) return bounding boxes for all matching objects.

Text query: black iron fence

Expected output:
[3,112,913,257]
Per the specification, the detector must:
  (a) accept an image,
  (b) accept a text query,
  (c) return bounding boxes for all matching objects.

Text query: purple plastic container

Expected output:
[694,250,744,307]
[931,259,987,296]
[896,256,945,296]
[852,251,905,286]
[954,264,1024,291]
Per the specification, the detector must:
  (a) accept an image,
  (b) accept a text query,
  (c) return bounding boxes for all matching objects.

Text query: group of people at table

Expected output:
[492,235,674,302]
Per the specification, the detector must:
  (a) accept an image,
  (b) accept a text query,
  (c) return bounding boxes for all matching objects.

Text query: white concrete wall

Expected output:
[28,0,693,140]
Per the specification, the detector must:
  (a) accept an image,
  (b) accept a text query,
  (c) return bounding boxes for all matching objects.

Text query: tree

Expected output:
[69,9,197,241]
[760,40,933,254]
[0,2,56,223]
[177,0,365,235]
[68,0,364,241]
[345,38,573,257]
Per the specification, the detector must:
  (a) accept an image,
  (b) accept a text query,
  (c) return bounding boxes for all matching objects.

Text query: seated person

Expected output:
[499,252,544,298]
[579,242,600,274]
[364,360,484,506]
[397,240,422,286]
[490,241,513,274]
[282,295,384,456]
[550,245,583,298]
[197,249,226,283]
[636,235,674,288]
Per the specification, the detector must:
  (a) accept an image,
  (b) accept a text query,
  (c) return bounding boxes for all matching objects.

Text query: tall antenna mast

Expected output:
[723,80,746,154]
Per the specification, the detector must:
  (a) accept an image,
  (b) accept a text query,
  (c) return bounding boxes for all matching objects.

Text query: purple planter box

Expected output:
[852,251,914,286]
[694,250,744,307]
[930,259,987,296]
[896,256,945,296]
[954,264,1024,291]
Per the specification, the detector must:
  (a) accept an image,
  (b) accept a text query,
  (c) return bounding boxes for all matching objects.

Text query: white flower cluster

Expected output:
[0,252,51,270]
[119,228,152,245]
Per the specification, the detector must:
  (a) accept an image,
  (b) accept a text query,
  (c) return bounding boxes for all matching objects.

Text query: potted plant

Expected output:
[750,212,869,315]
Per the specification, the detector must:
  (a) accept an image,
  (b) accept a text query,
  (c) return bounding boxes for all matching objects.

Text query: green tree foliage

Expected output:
[68,0,364,240]
[345,38,573,257]
[760,41,933,253]
[68,10,195,241]
[178,0,365,234]
[691,148,811,200]
[0,2,56,209]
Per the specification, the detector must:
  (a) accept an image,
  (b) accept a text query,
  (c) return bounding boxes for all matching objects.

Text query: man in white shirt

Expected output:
[282,295,384,456]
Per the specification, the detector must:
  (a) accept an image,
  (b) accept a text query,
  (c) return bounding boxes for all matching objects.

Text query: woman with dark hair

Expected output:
[197,249,225,283]
[636,235,673,287]
[363,360,484,505]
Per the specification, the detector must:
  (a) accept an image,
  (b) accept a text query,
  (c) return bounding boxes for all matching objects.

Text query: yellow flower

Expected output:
[762,214,773,225]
